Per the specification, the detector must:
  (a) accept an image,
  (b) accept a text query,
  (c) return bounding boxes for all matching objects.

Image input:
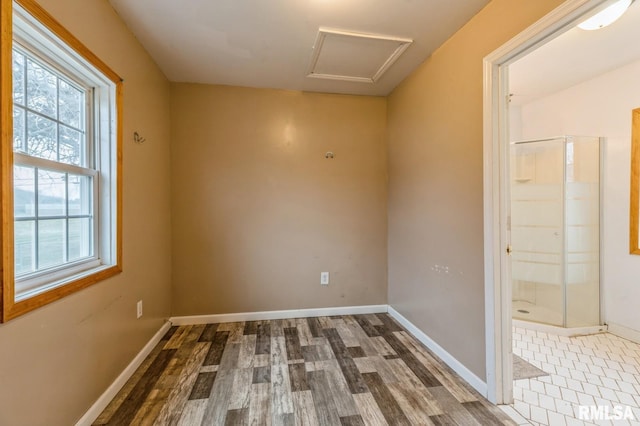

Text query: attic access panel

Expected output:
[307,28,413,84]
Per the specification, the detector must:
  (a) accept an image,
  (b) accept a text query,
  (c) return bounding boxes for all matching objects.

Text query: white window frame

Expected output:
[12,40,102,298]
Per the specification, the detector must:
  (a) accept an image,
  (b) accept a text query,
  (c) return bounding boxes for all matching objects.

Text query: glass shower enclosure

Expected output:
[511,136,601,328]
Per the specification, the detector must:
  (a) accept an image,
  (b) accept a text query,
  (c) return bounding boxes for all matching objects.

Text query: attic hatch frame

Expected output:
[307,27,412,84]
[483,0,614,405]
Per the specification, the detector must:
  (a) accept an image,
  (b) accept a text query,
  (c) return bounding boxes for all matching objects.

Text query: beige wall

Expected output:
[386,0,564,380]
[0,1,172,425]
[0,1,572,423]
[170,84,388,315]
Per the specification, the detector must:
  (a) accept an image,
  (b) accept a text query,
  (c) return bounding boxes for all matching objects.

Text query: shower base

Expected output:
[512,301,606,337]
[513,300,562,325]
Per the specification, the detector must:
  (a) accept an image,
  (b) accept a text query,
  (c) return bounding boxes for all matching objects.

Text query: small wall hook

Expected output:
[325,151,335,159]
[133,131,146,144]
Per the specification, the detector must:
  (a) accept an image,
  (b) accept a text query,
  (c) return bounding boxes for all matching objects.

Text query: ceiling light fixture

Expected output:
[578,0,633,30]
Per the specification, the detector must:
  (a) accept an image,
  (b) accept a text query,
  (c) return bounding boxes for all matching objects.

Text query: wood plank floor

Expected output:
[94,314,515,425]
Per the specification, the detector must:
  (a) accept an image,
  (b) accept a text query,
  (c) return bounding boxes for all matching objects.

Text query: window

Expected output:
[0,0,122,321]
[13,45,98,296]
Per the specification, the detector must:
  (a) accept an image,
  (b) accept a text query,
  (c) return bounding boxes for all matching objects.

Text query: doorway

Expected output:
[482,0,632,407]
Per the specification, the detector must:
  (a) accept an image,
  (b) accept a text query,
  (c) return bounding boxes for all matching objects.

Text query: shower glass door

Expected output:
[565,137,600,327]
[511,138,565,327]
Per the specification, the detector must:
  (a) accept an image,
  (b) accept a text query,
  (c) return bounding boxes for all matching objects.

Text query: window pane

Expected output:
[12,49,25,106]
[59,80,83,129]
[13,106,25,152]
[27,112,57,161]
[38,170,66,217]
[26,58,57,118]
[68,174,92,216]
[68,218,92,261]
[14,220,35,276]
[59,125,82,166]
[38,219,65,269]
[14,165,35,218]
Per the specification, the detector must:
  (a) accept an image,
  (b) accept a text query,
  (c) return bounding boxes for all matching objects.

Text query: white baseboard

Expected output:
[387,306,488,398]
[76,320,172,426]
[169,304,389,326]
[513,319,607,337]
[607,322,640,345]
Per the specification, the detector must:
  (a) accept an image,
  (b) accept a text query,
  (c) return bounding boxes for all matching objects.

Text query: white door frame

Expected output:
[482,0,612,404]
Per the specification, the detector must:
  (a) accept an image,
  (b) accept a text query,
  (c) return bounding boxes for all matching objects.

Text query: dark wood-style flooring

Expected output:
[94,314,515,425]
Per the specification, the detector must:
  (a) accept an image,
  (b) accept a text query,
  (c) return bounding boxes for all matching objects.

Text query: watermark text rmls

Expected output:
[578,405,635,421]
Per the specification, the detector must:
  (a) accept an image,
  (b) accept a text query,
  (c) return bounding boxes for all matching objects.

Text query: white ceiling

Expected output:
[510,1,640,106]
[108,0,490,96]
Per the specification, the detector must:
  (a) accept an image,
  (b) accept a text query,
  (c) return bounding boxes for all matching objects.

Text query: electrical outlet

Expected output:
[137,300,143,319]
[320,272,329,285]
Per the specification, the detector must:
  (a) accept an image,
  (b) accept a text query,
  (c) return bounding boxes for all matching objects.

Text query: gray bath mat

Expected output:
[513,355,549,380]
